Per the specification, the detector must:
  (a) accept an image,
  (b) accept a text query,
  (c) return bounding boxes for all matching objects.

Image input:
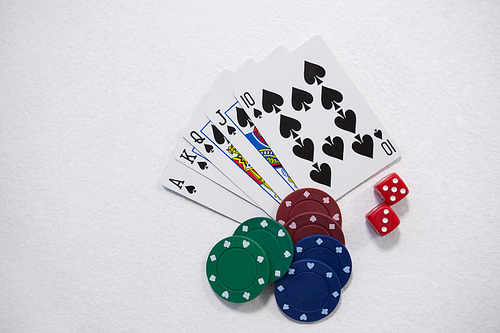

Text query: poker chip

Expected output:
[276,188,342,227]
[206,235,269,303]
[284,212,345,245]
[294,235,352,288]
[275,259,342,322]
[233,217,294,282]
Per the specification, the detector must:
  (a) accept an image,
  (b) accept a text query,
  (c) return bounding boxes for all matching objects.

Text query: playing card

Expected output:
[234,36,401,199]
[205,46,298,200]
[182,60,282,217]
[174,138,255,205]
[174,91,256,205]
[161,158,268,221]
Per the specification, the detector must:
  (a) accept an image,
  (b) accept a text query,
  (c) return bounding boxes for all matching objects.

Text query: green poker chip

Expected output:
[233,217,294,282]
[206,235,269,303]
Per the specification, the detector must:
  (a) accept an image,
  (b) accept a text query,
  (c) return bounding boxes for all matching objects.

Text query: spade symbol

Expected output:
[211,124,226,145]
[352,134,374,159]
[291,87,313,111]
[322,136,344,160]
[262,89,284,113]
[374,129,383,140]
[227,125,236,135]
[236,107,253,128]
[334,109,356,133]
[197,161,208,170]
[304,61,326,85]
[253,108,262,119]
[279,114,302,139]
[321,86,343,110]
[204,144,214,153]
[185,185,196,194]
[292,137,314,162]
[310,162,331,187]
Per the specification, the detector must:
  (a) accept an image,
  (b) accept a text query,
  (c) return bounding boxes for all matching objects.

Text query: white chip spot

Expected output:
[323,197,330,204]
[296,247,303,253]
[275,270,281,277]
[284,250,291,258]
[309,215,317,222]
[283,304,289,310]
[384,209,389,214]
[382,185,388,191]
[285,201,292,207]
[336,247,342,253]
[277,285,284,292]
[257,256,264,263]
[278,229,285,237]
[278,220,286,225]
[382,218,388,223]
[303,191,310,198]
[242,226,248,232]
[326,272,333,278]
[332,291,339,298]
[258,278,265,285]
[243,292,250,300]
[210,254,216,261]
[209,275,216,282]
[300,314,307,321]
[400,188,407,194]
[260,220,268,228]
[392,177,399,184]
[381,227,388,232]
[222,291,229,299]
[316,238,323,245]
[288,268,295,275]
[343,266,351,273]
[390,195,396,201]
[391,187,397,193]
[223,240,231,248]
[321,309,328,315]
[329,224,335,229]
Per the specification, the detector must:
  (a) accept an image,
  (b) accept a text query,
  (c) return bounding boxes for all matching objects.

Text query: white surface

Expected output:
[1,1,499,332]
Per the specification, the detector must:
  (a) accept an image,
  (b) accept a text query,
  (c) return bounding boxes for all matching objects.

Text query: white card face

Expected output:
[174,138,255,205]
[161,159,268,221]
[182,60,281,217]
[205,46,298,200]
[234,36,401,199]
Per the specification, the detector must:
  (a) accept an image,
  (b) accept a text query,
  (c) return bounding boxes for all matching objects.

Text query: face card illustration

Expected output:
[234,36,401,199]
[205,46,298,199]
[182,60,281,217]
[162,158,268,221]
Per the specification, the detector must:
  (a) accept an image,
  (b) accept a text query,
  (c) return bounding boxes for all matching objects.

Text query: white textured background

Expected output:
[1,1,500,332]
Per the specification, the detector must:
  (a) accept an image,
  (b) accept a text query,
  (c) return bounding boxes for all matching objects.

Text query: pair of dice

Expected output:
[366,173,409,236]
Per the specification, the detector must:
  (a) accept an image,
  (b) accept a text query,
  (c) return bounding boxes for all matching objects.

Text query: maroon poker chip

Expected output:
[276,188,342,227]
[284,212,345,245]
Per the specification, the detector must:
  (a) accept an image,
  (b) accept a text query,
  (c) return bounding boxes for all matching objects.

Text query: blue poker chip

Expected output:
[294,234,352,288]
[274,259,341,322]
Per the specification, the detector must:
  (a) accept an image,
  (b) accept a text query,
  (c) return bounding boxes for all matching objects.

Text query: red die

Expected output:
[366,203,400,236]
[374,172,408,205]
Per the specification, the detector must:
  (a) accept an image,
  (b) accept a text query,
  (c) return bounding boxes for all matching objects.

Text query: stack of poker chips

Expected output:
[205,188,352,323]
[206,217,294,303]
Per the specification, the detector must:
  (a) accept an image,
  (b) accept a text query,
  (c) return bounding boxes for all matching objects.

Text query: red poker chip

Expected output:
[276,188,342,227]
[283,212,345,245]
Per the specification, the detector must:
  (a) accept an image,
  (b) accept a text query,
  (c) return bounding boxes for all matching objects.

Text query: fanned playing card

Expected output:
[234,36,401,199]
[205,46,297,200]
[181,60,281,217]
[161,158,266,221]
